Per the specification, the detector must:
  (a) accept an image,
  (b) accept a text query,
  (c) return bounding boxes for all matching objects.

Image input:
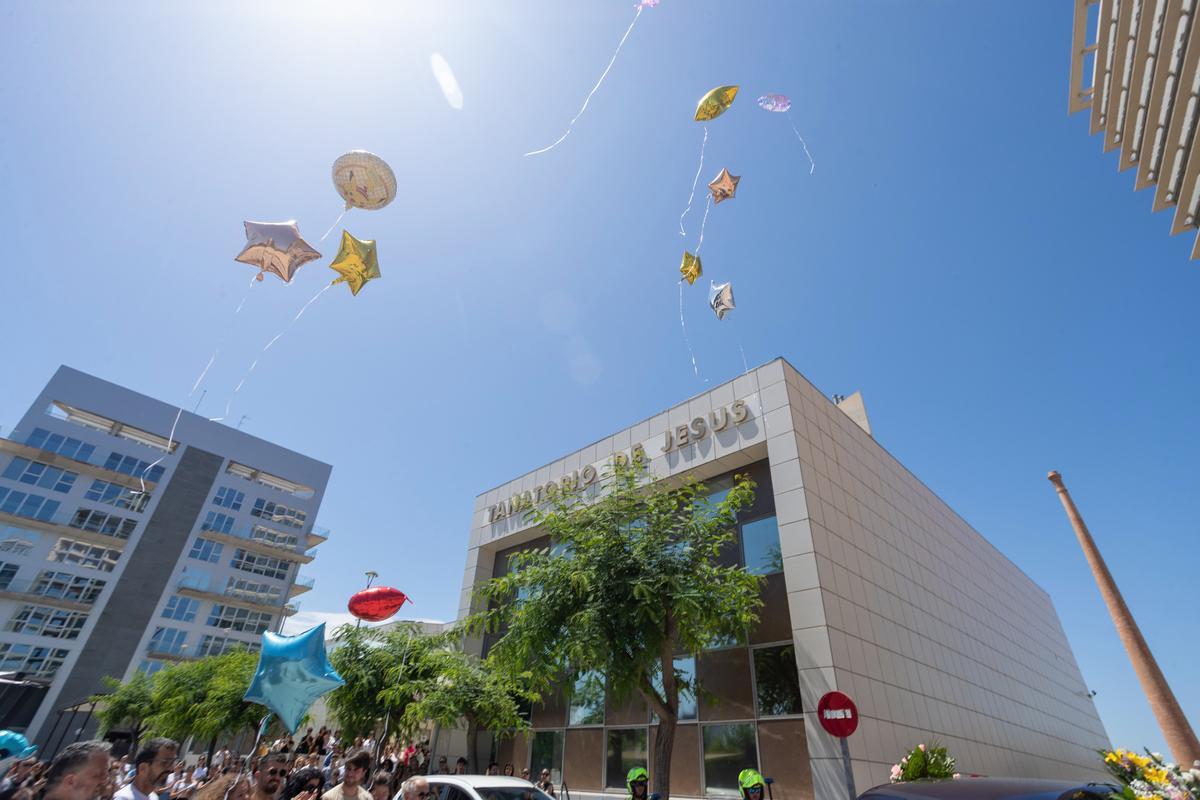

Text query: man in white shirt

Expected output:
[321,749,371,800]
[114,738,177,800]
[193,757,209,783]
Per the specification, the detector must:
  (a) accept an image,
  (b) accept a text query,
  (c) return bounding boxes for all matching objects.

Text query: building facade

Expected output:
[0,366,331,750]
[459,359,1108,800]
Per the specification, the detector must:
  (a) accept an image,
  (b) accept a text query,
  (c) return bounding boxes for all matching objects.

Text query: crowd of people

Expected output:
[0,730,538,800]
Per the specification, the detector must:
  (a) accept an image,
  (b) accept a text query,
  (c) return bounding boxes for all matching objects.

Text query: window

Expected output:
[0,489,61,522]
[69,508,137,539]
[83,480,148,512]
[0,562,19,589]
[605,729,648,789]
[698,479,733,516]
[188,538,224,563]
[24,428,96,463]
[529,731,564,786]
[226,462,314,498]
[45,402,176,453]
[231,549,289,581]
[249,525,299,551]
[197,634,259,658]
[250,498,307,529]
[652,656,698,721]
[2,457,78,494]
[753,645,803,716]
[49,539,121,572]
[102,452,164,482]
[0,642,70,678]
[162,596,199,623]
[212,487,245,511]
[31,571,106,604]
[207,605,273,634]
[568,671,605,726]
[702,724,758,796]
[0,538,33,556]
[201,511,235,534]
[138,660,167,676]
[148,626,187,655]
[6,605,89,639]
[741,516,782,575]
[226,577,281,603]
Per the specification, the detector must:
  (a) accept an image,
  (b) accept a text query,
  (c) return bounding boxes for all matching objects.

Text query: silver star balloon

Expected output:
[709,280,736,320]
[235,220,322,283]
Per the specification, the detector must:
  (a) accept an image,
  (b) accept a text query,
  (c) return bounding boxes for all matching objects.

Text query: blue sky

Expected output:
[1,1,1196,760]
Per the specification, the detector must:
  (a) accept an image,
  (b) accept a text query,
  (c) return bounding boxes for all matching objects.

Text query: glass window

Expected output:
[138,660,166,676]
[188,538,223,563]
[24,429,95,463]
[0,538,33,556]
[251,498,307,529]
[568,671,605,726]
[102,452,164,482]
[148,626,187,655]
[207,604,273,633]
[231,549,289,580]
[753,645,803,716]
[652,656,698,721]
[201,511,235,534]
[31,570,106,603]
[605,729,648,789]
[3,458,77,494]
[741,516,782,575]
[0,643,70,678]
[529,730,564,785]
[49,538,121,572]
[162,595,199,623]
[6,605,89,639]
[0,562,17,589]
[213,487,245,511]
[702,724,758,797]
[0,489,61,522]
[83,480,148,512]
[70,508,136,539]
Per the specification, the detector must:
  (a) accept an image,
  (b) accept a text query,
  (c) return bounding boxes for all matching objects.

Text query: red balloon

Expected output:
[347,586,409,622]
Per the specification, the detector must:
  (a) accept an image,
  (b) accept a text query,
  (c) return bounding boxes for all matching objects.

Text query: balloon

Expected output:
[430,54,464,110]
[695,85,739,122]
[348,586,409,622]
[708,168,740,204]
[679,252,702,286]
[235,221,321,283]
[243,624,344,734]
[709,280,735,320]
[636,0,659,6]
[757,94,792,113]
[332,151,397,211]
[328,231,380,296]
[0,730,36,779]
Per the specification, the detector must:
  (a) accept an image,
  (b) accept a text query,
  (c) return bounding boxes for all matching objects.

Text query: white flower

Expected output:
[919,744,926,752]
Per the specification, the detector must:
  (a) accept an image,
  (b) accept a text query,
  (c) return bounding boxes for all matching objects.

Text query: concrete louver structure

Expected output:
[1069,0,1200,257]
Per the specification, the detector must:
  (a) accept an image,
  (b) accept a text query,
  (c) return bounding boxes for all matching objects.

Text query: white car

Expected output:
[404,776,556,800]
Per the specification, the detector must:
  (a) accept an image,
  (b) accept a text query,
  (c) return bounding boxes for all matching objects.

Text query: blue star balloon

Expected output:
[243,624,344,733]
[0,730,36,779]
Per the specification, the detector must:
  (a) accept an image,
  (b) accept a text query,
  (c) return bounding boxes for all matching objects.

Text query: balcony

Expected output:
[306,525,330,547]
[288,575,314,598]
[199,521,317,564]
[176,576,296,616]
[0,438,158,492]
[0,509,131,550]
[0,578,100,612]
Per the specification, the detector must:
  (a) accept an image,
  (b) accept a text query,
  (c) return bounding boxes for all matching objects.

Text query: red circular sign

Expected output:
[817,691,858,738]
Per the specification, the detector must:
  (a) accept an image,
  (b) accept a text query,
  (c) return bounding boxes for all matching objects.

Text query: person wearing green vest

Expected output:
[738,769,767,800]
[626,767,649,800]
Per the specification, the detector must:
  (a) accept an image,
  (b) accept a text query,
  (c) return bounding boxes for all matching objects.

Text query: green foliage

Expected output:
[396,646,534,737]
[144,649,261,742]
[466,462,764,796]
[890,743,956,783]
[91,672,155,740]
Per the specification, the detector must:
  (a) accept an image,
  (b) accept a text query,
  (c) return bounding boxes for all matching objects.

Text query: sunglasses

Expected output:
[265,769,286,777]
[747,789,763,794]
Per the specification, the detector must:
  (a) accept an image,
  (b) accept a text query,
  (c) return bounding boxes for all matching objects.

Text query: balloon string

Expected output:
[694,194,713,256]
[679,126,708,236]
[678,281,701,379]
[214,284,333,423]
[136,275,259,494]
[787,112,816,175]
[319,207,349,242]
[524,6,644,157]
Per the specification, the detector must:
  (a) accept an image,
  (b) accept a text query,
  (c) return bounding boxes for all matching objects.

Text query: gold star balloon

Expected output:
[708,168,740,204]
[695,85,739,122]
[328,231,380,296]
[680,251,702,285]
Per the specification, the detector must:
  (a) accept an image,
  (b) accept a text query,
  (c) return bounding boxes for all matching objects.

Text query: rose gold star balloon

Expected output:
[235,220,321,283]
[708,168,740,204]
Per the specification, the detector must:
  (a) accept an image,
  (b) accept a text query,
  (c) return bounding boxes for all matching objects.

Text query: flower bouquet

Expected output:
[890,743,958,783]
[1101,749,1200,800]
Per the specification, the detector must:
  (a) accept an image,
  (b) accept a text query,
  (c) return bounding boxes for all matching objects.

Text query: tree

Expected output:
[394,647,533,773]
[91,672,156,748]
[467,464,764,800]
[327,622,447,743]
[144,649,262,744]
